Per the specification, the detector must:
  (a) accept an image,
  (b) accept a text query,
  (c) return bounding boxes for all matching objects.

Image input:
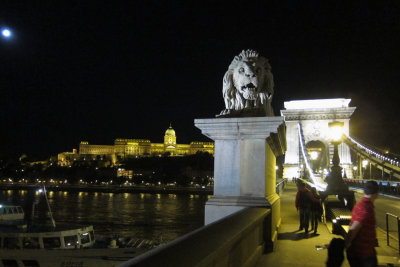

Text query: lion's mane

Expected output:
[219,49,274,117]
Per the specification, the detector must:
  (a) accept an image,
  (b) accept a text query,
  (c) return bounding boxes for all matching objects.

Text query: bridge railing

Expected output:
[276,178,287,195]
[345,179,400,196]
[117,178,287,266]
[117,208,272,267]
[344,134,400,166]
[343,134,400,171]
[386,212,400,254]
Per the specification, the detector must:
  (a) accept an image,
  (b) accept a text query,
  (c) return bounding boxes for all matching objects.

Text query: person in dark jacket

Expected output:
[310,187,322,234]
[295,181,321,234]
[326,238,345,267]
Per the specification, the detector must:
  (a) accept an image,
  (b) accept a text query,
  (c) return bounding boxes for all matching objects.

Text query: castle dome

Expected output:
[165,124,176,137]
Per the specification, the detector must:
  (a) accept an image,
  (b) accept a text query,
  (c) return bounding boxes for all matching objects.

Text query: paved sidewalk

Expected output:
[256,182,400,267]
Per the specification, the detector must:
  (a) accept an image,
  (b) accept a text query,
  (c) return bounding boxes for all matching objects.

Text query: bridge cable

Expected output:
[298,123,327,191]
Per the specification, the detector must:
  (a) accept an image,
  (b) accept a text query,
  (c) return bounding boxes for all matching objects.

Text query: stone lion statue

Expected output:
[218,49,274,117]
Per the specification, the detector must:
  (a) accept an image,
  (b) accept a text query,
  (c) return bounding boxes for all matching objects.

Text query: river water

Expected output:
[0,189,208,243]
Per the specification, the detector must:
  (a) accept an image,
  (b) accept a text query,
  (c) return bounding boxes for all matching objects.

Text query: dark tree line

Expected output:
[0,152,214,186]
[121,152,214,186]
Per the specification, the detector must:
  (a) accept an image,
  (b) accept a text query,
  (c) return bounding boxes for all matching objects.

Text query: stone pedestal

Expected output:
[194,117,286,226]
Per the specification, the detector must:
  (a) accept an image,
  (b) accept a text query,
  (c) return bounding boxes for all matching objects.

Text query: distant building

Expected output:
[57,124,214,166]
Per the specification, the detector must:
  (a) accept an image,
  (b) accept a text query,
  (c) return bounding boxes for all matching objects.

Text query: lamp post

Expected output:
[322,121,355,209]
[329,121,344,176]
[362,159,369,179]
[325,121,349,194]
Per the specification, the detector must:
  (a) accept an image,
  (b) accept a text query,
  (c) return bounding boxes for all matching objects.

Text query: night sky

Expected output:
[1,1,399,159]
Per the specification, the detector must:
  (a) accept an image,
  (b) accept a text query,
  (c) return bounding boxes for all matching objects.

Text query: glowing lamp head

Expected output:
[309,151,319,160]
[362,160,369,168]
[329,121,344,142]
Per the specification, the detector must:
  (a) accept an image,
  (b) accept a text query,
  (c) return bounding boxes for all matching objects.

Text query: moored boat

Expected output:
[0,205,24,226]
[0,189,161,267]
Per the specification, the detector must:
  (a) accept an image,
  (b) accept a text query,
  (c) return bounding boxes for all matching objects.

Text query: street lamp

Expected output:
[325,121,349,193]
[329,121,344,176]
[323,121,354,208]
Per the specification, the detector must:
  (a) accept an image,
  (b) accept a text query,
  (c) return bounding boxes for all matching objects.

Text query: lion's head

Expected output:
[218,49,274,117]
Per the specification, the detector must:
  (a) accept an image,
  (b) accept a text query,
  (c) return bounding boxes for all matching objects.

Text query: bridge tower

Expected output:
[281,98,356,181]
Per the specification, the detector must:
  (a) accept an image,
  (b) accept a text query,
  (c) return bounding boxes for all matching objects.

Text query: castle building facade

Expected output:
[58,125,214,166]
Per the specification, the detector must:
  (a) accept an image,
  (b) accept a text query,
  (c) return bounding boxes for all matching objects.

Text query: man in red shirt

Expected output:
[345,181,379,267]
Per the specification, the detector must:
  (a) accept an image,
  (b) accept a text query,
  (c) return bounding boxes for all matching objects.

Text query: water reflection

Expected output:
[0,190,207,242]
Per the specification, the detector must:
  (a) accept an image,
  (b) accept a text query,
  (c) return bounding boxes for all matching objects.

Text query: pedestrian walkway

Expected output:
[256,182,400,267]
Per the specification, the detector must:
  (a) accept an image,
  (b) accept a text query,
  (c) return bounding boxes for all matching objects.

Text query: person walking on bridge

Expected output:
[345,180,379,267]
[310,187,322,234]
[295,181,321,234]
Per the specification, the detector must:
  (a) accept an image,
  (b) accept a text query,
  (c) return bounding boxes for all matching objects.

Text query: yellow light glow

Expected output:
[309,151,319,160]
[362,160,369,168]
[329,121,344,141]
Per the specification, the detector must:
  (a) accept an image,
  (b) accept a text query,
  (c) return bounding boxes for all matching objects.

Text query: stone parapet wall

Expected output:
[118,208,271,267]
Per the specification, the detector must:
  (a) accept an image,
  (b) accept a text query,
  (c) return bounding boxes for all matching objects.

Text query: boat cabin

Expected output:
[0,226,95,249]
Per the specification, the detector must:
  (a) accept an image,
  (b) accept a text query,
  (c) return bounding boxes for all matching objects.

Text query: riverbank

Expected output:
[0,183,213,195]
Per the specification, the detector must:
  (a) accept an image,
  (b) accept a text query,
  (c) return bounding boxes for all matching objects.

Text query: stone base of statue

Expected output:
[322,165,355,209]
[195,116,286,251]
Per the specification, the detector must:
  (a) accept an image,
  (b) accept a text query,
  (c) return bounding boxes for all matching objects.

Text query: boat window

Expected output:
[23,237,40,249]
[3,237,21,249]
[12,207,18,214]
[64,235,78,247]
[17,207,23,214]
[22,260,40,267]
[89,230,95,242]
[43,237,61,249]
[3,208,8,214]
[81,232,90,244]
[2,259,18,267]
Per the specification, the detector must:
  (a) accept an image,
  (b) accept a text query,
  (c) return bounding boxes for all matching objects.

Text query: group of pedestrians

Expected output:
[295,180,322,234]
[295,179,380,267]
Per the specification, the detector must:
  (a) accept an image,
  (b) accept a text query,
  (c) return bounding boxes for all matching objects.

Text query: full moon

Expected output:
[1,28,12,38]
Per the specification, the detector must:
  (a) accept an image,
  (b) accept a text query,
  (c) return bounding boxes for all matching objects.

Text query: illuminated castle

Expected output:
[58,124,214,166]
